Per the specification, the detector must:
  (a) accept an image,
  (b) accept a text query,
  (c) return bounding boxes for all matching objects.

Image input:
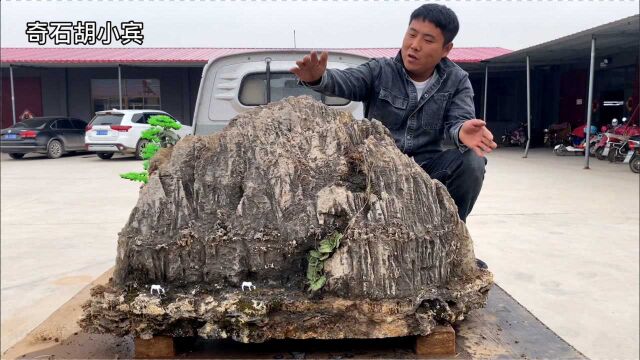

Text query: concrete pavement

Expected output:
[1,148,638,359]
[468,148,639,360]
[1,152,141,353]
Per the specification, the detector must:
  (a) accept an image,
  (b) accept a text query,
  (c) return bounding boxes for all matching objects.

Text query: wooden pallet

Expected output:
[134,336,176,359]
[415,325,456,357]
[133,325,456,359]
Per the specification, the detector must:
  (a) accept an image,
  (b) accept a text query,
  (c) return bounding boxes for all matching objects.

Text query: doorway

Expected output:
[1,77,43,129]
[600,90,625,126]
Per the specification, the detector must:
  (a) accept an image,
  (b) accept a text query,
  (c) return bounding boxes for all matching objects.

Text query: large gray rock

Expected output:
[80,96,492,342]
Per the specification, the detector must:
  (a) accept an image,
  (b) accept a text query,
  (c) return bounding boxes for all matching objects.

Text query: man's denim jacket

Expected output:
[304,51,475,165]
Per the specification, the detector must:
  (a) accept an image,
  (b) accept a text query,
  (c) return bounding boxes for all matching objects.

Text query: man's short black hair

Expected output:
[410,4,460,45]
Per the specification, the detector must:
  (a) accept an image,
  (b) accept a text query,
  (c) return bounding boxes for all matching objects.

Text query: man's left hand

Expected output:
[459,119,497,157]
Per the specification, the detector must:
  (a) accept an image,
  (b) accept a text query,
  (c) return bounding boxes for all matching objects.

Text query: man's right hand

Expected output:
[290,51,328,84]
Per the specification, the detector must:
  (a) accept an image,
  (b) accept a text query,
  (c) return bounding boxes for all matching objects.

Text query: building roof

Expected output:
[0,47,512,67]
[486,15,639,66]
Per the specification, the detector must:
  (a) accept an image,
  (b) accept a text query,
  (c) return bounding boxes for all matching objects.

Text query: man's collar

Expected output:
[393,49,447,81]
[393,50,403,65]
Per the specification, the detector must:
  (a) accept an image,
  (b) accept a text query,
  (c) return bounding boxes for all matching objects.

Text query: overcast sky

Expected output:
[1,0,638,51]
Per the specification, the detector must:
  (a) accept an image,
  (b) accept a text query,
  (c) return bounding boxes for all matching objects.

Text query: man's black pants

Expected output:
[419,149,487,222]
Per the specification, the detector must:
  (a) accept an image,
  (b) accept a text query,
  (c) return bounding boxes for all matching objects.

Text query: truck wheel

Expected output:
[97,152,114,160]
[8,153,25,159]
[47,140,63,159]
[595,147,605,160]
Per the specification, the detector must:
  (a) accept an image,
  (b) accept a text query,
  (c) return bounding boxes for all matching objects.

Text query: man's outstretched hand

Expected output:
[459,119,498,157]
[290,51,329,84]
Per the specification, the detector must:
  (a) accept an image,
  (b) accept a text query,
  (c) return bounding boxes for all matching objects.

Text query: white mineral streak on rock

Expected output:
[273,157,295,211]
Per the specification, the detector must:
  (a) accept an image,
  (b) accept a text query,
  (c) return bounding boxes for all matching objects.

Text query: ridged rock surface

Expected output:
[80,96,493,342]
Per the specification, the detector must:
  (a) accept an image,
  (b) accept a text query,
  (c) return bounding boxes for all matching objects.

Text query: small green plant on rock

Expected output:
[120,115,182,184]
[307,232,343,292]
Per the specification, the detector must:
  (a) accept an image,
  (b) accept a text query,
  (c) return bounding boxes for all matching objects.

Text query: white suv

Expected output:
[85,110,193,160]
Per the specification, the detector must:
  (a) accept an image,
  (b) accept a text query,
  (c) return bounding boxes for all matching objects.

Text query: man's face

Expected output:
[401,19,453,81]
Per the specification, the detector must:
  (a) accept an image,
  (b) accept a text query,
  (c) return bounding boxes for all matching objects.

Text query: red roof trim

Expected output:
[0,47,511,65]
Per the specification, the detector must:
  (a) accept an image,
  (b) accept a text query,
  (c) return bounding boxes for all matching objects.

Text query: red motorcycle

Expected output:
[594,119,640,160]
[610,128,640,163]
[624,136,640,173]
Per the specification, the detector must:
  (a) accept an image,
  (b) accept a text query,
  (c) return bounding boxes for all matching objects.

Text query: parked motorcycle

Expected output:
[607,136,629,163]
[594,119,640,160]
[589,132,604,156]
[591,125,609,157]
[554,124,599,156]
[543,122,571,147]
[502,123,527,148]
[595,132,615,160]
[554,143,585,156]
[628,138,640,173]
[621,135,640,167]
[554,133,600,156]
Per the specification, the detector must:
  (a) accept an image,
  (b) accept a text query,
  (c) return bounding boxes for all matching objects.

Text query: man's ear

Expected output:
[442,42,453,59]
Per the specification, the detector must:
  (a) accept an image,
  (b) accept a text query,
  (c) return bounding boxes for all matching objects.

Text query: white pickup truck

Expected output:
[192,50,369,135]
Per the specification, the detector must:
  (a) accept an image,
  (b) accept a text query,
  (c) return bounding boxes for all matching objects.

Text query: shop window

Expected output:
[91,79,161,112]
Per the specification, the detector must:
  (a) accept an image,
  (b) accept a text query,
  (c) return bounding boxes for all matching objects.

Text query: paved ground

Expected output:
[468,148,639,360]
[0,152,141,352]
[1,148,638,359]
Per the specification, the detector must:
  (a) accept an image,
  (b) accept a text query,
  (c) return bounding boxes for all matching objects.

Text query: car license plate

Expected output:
[97,130,108,135]
[4,134,17,140]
